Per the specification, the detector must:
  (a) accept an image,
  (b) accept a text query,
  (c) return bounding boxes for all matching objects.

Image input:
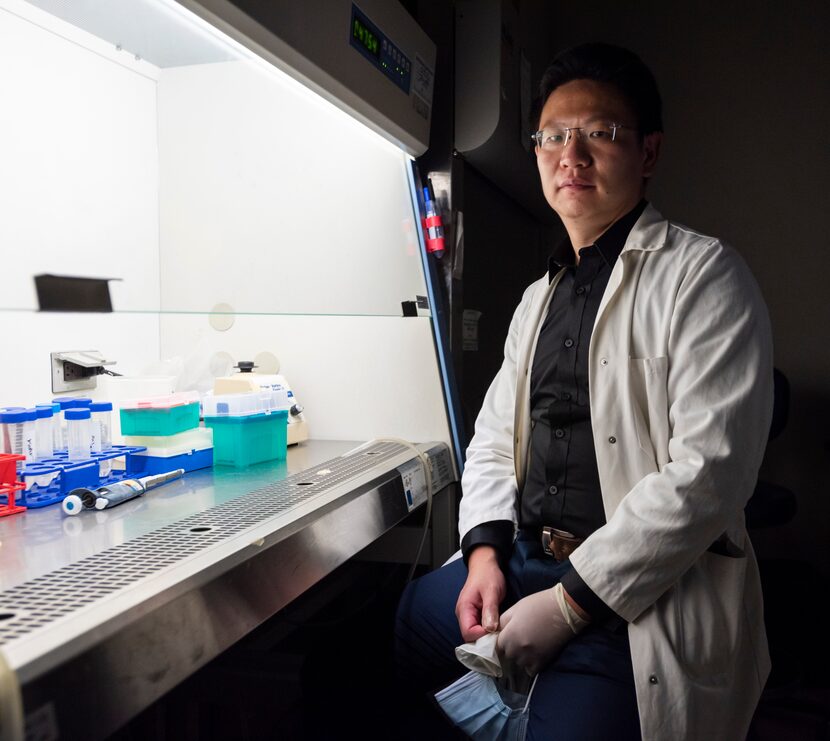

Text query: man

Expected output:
[396,43,772,739]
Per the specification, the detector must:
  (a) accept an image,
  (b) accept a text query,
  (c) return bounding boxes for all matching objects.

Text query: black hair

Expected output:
[534,43,663,135]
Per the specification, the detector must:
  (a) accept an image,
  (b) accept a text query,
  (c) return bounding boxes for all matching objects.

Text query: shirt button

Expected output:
[548,485,558,495]
[554,428,565,439]
[561,392,571,401]
[575,286,585,295]
[600,358,608,366]
[564,338,574,348]
[609,436,617,444]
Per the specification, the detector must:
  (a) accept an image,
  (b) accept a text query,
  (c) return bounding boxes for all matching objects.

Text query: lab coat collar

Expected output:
[548,199,650,279]
[620,202,669,254]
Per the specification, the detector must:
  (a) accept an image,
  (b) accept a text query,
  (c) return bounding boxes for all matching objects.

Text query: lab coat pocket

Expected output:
[676,549,747,683]
[628,356,670,469]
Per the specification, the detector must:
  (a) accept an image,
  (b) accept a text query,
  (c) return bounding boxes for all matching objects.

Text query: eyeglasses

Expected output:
[531,123,632,151]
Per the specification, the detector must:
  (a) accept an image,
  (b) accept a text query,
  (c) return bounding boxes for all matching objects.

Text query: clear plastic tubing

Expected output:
[34,405,55,459]
[89,402,113,454]
[65,407,92,462]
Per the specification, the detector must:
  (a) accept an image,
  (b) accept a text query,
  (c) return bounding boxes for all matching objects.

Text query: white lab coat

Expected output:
[459,204,773,740]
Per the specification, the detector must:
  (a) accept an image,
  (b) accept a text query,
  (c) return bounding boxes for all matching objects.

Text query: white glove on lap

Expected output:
[496,582,589,676]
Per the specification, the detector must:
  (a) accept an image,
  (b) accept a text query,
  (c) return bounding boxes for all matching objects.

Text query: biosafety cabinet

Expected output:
[0,1,461,736]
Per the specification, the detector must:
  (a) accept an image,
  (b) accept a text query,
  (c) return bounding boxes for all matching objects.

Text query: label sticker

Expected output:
[463,309,483,351]
[412,53,434,120]
[412,94,430,120]
[399,458,427,512]
[413,54,435,104]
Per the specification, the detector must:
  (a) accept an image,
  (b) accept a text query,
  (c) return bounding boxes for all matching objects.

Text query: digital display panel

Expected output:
[349,4,411,94]
[353,16,379,59]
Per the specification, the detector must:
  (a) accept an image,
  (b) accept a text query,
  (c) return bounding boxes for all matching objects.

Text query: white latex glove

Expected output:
[496,582,588,676]
[455,631,502,676]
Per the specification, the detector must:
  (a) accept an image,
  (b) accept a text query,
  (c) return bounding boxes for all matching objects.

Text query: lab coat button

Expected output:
[649,675,659,685]
[600,358,608,366]
[608,436,617,444]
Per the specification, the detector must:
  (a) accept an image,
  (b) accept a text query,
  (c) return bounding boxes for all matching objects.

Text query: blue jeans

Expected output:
[394,535,642,740]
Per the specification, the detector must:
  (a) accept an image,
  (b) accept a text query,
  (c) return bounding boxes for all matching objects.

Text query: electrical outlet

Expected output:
[51,350,115,393]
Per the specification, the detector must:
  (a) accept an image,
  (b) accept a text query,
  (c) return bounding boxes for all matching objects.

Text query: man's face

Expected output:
[535,79,661,239]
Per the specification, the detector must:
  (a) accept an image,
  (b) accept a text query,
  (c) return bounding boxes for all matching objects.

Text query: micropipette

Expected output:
[62,468,185,516]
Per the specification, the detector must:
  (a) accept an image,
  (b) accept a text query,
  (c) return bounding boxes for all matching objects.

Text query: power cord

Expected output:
[261,438,436,631]
[368,437,435,583]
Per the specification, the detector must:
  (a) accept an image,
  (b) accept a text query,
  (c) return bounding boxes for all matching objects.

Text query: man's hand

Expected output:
[496,583,585,676]
[455,546,506,643]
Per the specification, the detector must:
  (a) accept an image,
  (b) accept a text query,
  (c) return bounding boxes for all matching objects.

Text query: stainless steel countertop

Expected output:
[0,438,456,740]
[0,440,360,592]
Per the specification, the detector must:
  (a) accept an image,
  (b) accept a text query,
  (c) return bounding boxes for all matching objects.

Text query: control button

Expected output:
[564,338,574,348]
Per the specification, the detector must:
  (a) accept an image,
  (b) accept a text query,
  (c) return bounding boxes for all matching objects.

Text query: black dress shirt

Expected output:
[461,200,648,621]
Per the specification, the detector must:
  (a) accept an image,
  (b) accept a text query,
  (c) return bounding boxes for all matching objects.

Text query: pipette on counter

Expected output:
[62,469,185,516]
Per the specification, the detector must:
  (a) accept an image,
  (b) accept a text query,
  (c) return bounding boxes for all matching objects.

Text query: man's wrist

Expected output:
[554,583,589,633]
[562,587,591,622]
[467,545,499,570]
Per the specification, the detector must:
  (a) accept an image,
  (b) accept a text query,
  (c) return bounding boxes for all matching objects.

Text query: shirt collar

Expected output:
[548,199,648,281]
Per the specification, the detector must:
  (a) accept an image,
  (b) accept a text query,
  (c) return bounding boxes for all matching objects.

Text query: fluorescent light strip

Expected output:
[157,0,409,158]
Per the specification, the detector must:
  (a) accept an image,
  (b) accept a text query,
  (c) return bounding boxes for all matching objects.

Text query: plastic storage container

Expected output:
[203,391,289,468]
[0,408,36,462]
[34,405,55,459]
[202,389,290,418]
[90,401,114,475]
[66,408,92,462]
[124,427,213,475]
[39,402,63,454]
[52,397,87,450]
[206,411,288,467]
[89,401,113,453]
[120,392,200,436]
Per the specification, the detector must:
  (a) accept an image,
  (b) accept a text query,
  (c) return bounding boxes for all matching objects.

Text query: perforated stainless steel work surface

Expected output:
[0,440,418,647]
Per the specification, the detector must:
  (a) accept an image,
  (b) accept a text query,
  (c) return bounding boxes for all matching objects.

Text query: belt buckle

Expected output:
[542,526,583,562]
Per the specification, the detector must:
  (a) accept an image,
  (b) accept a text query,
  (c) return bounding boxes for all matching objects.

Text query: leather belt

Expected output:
[542,526,584,562]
